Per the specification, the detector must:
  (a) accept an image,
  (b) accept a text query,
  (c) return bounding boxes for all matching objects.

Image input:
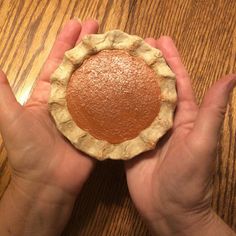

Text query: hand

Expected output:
[0,19,98,235]
[126,37,236,235]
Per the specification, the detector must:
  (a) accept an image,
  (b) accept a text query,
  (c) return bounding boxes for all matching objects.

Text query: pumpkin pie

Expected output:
[49,30,177,160]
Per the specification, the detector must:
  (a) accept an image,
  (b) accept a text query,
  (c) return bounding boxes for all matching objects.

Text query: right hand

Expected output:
[126,36,236,235]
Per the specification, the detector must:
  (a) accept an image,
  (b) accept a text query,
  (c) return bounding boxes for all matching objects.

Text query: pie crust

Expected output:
[49,30,177,160]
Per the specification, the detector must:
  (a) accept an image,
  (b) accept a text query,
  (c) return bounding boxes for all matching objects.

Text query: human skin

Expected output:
[0,19,99,236]
[0,19,235,236]
[126,37,236,235]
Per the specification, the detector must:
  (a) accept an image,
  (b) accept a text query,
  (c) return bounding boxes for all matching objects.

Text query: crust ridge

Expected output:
[49,30,177,160]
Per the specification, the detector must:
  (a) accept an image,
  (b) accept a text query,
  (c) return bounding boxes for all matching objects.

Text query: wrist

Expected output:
[180,211,235,236]
[0,178,76,236]
[148,209,235,236]
[10,174,77,206]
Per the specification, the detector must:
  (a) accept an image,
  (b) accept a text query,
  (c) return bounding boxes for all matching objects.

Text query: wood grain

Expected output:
[0,0,236,235]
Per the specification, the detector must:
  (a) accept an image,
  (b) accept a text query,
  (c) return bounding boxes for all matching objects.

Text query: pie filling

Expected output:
[66,50,161,144]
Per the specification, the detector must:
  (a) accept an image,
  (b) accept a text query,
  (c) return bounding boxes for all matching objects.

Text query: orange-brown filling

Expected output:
[66,50,161,144]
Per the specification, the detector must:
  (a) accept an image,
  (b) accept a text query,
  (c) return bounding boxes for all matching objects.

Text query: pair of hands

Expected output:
[0,19,235,235]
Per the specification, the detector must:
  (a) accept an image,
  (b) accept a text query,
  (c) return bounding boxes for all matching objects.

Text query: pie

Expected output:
[49,30,177,160]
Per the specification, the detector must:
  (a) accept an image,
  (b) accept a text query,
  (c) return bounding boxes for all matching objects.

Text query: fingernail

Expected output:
[84,18,99,24]
[229,74,236,90]
[72,17,82,24]
[232,75,236,89]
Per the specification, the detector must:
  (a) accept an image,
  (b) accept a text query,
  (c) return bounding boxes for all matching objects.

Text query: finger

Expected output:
[156,36,196,104]
[147,37,197,129]
[39,19,82,82]
[28,19,82,104]
[76,19,99,44]
[190,74,236,147]
[145,37,158,48]
[0,70,22,133]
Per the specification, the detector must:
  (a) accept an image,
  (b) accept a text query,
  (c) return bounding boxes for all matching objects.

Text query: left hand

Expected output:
[0,19,101,236]
[0,19,98,207]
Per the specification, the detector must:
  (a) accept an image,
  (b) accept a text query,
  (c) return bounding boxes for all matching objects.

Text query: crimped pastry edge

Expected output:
[49,30,177,160]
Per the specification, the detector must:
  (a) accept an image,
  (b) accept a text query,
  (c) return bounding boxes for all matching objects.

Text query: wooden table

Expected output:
[0,0,236,235]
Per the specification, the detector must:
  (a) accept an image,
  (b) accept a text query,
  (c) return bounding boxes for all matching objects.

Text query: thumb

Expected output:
[0,70,22,135]
[190,74,236,148]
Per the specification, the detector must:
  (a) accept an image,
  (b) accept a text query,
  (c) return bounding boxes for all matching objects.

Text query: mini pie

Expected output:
[49,30,177,160]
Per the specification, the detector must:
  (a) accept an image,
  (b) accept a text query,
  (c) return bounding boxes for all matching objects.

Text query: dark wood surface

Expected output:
[0,0,236,235]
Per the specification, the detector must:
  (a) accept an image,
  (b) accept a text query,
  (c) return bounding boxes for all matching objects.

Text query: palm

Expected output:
[125,37,229,223]
[0,20,99,196]
[6,103,91,194]
[126,104,204,221]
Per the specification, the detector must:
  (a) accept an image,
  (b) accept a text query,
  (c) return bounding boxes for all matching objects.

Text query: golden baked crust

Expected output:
[49,30,177,160]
